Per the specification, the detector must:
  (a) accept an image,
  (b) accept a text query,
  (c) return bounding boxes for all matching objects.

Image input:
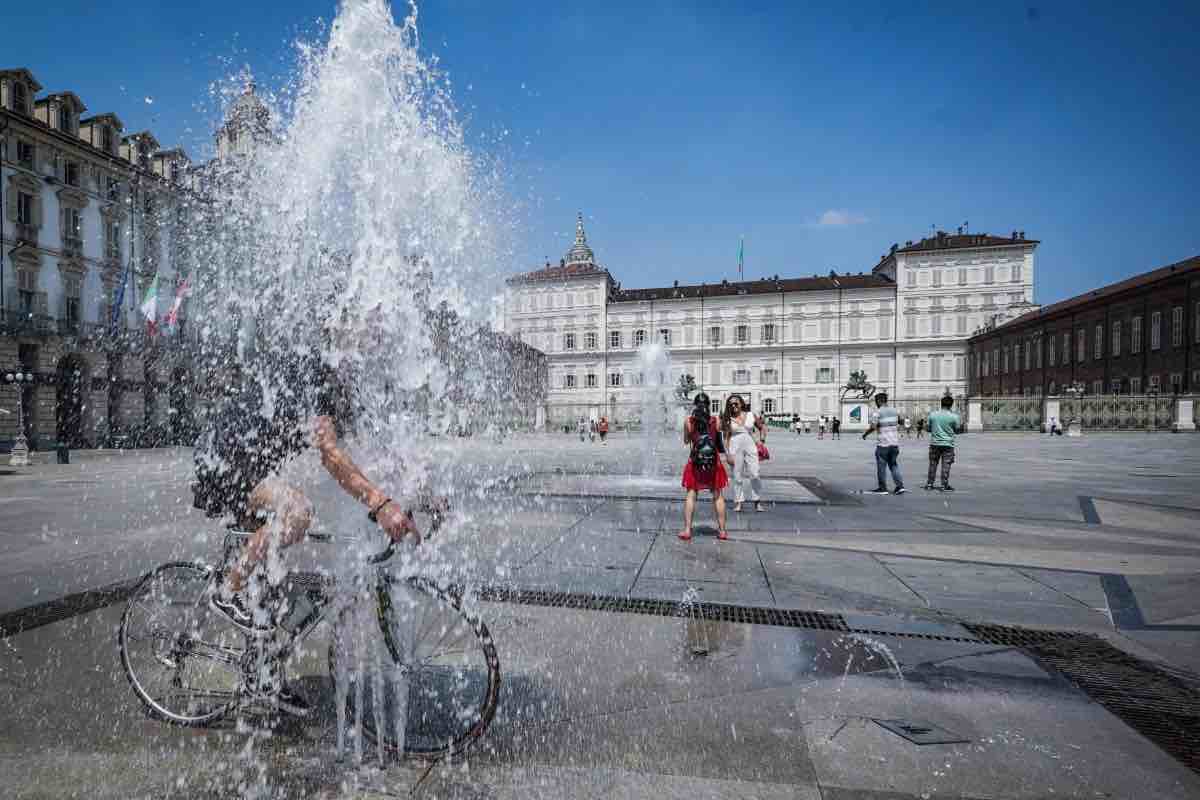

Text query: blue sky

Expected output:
[11,1,1199,303]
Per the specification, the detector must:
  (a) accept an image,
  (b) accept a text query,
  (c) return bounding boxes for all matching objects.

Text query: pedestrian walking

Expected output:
[903,416,913,439]
[924,396,961,491]
[678,392,731,541]
[793,415,802,436]
[598,416,609,444]
[831,417,841,440]
[916,418,925,439]
[818,416,826,440]
[862,392,905,495]
[723,394,766,512]
[588,419,597,443]
[577,418,588,442]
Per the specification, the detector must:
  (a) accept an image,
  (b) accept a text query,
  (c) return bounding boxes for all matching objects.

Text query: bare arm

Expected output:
[314,416,419,543]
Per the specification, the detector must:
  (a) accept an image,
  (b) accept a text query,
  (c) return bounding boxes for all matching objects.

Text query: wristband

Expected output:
[368,497,393,523]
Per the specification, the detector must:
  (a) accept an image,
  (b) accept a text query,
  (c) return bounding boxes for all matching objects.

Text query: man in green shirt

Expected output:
[925,395,961,491]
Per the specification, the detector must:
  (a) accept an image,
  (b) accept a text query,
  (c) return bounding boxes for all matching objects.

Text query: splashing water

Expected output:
[636,341,676,475]
[188,0,505,771]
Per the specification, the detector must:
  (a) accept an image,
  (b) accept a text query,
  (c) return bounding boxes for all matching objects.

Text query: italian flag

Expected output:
[140,276,159,336]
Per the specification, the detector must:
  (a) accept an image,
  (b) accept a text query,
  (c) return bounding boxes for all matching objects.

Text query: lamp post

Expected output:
[5,369,35,465]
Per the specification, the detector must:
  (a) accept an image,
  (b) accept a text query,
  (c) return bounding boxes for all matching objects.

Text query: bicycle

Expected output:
[117,528,500,760]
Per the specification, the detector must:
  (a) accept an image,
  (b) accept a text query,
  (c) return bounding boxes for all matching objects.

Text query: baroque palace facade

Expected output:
[0,67,268,450]
[504,215,1038,423]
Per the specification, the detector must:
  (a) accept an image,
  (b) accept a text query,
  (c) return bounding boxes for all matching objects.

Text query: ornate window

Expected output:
[707,326,721,346]
[585,373,597,388]
[735,325,748,344]
[584,331,597,350]
[16,139,35,168]
[762,398,775,414]
[65,161,80,187]
[609,330,621,349]
[633,329,646,347]
[1094,324,1103,360]
[1172,307,1183,347]
[1131,316,1142,353]
[1150,311,1162,350]
[1076,329,1086,362]
[761,323,775,344]
[1112,321,1121,357]
[608,372,621,387]
[762,368,777,384]
[734,368,750,384]
[11,80,28,114]
[658,328,671,345]
[563,333,576,351]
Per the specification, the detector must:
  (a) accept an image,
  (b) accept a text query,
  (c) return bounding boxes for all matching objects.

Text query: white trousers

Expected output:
[728,433,762,503]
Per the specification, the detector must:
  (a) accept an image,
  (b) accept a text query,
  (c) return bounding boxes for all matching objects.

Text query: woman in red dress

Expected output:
[679,392,732,541]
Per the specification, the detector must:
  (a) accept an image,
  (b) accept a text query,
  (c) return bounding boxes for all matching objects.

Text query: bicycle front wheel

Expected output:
[329,575,500,760]
[119,562,243,726]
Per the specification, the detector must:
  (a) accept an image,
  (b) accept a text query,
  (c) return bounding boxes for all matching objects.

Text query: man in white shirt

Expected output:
[862,392,906,495]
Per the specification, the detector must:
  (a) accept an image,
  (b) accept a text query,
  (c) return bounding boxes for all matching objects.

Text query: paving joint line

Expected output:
[868,552,928,607]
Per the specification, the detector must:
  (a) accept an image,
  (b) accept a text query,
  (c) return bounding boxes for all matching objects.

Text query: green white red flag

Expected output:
[140,276,159,335]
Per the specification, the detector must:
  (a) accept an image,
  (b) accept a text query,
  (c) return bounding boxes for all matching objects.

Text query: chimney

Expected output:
[673,279,679,287]
[905,240,912,247]
[957,226,963,235]
[1019,230,1025,240]
[890,243,898,254]
[1012,230,1018,240]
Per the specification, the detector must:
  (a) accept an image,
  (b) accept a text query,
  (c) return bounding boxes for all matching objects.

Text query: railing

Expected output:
[978,395,1044,431]
[1060,394,1176,431]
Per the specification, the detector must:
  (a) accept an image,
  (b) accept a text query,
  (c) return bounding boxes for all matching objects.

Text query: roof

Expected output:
[80,112,125,130]
[508,262,610,284]
[0,68,43,92]
[37,91,87,112]
[614,273,893,302]
[977,255,1200,335]
[873,230,1038,273]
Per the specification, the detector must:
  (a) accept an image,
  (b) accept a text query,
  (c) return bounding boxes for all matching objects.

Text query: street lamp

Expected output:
[4,369,35,466]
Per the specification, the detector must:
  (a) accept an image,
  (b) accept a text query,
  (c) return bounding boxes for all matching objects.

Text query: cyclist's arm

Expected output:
[313,416,419,543]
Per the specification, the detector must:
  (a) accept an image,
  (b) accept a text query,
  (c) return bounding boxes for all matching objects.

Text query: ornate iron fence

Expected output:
[1059,394,1176,431]
[978,396,1044,431]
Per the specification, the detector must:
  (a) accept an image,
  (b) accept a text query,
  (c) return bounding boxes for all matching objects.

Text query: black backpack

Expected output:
[691,412,717,469]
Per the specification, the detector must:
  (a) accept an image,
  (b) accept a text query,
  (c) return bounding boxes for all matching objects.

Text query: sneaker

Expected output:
[893,487,907,495]
[209,590,272,633]
[923,483,935,491]
[868,488,890,495]
[274,687,313,717]
[941,485,956,492]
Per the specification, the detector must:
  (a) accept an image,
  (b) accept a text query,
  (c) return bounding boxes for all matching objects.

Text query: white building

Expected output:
[504,216,1037,424]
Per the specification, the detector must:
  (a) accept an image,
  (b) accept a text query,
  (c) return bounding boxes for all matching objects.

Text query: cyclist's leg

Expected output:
[226,478,313,592]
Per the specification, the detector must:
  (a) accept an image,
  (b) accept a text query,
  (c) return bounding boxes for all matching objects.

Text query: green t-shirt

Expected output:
[927,409,960,447]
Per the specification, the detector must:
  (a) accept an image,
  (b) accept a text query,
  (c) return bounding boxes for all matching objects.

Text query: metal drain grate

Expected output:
[476,586,850,631]
[1025,634,1200,773]
[0,578,141,638]
[962,622,1079,647]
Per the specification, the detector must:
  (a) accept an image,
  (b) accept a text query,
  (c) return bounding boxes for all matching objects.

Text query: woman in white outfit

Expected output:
[722,395,765,512]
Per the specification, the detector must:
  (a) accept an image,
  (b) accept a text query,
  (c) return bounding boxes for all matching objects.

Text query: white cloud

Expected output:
[815,209,869,227]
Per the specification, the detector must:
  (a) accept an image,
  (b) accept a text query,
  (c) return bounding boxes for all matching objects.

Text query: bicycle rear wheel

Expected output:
[328,575,500,760]
[119,562,243,726]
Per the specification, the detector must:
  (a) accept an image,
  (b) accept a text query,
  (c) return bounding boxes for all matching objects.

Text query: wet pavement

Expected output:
[4,596,1200,799]
[3,432,1200,797]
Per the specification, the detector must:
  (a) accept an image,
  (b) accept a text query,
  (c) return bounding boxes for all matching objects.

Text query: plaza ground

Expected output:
[1,431,1199,798]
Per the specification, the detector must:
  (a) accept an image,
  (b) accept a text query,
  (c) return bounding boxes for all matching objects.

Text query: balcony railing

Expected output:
[14,223,38,245]
[62,236,83,257]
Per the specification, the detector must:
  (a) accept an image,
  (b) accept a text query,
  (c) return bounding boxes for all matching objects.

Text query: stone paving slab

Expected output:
[521,474,823,503]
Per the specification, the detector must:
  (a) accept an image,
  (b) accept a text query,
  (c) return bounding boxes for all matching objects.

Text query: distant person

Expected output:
[818,416,826,440]
[831,417,841,440]
[1048,416,1063,436]
[916,418,925,439]
[925,396,961,491]
[862,392,905,495]
[577,418,588,442]
[723,394,765,513]
[793,416,802,436]
[679,392,731,541]
[903,416,913,439]
[598,416,609,444]
[588,419,597,443]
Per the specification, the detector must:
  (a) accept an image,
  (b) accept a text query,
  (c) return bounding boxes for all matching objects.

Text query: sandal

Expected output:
[678,529,692,541]
[717,529,729,541]
[733,504,743,513]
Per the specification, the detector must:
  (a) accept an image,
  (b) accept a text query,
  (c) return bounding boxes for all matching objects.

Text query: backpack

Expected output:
[691,413,717,469]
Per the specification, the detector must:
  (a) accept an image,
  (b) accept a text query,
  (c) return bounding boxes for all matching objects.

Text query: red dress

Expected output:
[681,416,728,491]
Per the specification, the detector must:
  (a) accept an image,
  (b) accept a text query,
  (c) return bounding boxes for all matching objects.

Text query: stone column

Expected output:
[966,398,983,433]
[1172,396,1196,433]
[535,404,546,431]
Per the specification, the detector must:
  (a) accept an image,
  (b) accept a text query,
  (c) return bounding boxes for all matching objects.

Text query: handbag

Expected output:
[756,441,770,461]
